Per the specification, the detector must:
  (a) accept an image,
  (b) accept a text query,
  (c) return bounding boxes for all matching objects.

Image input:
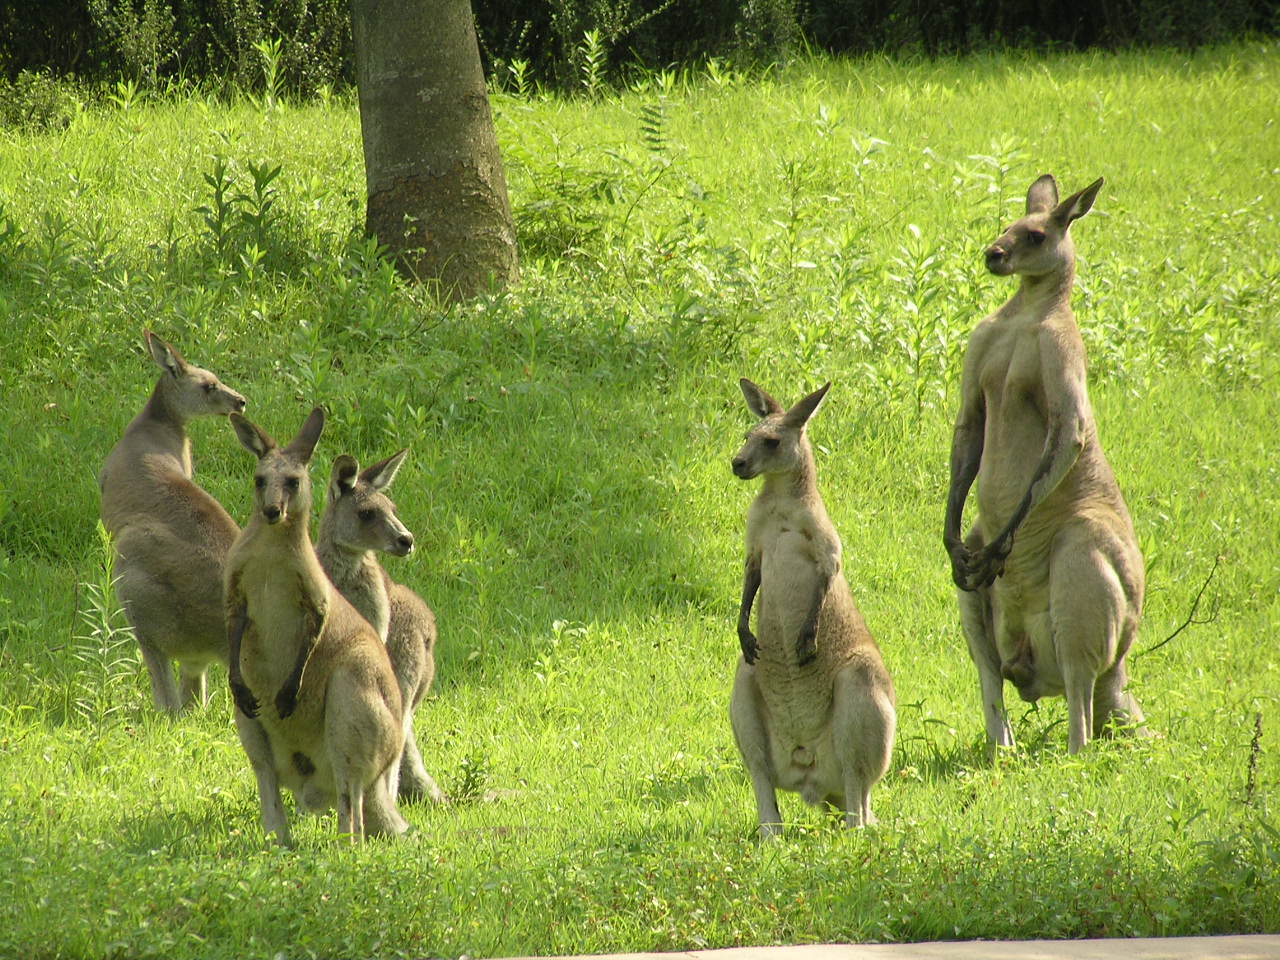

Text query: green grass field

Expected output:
[0,43,1277,960]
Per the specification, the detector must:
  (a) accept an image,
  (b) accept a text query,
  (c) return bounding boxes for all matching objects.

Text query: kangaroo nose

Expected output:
[263,505,281,523]
[234,395,247,412]
[397,533,415,553]
[985,245,1006,263]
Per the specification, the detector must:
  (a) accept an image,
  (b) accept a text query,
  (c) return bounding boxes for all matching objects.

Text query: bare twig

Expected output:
[1135,551,1222,658]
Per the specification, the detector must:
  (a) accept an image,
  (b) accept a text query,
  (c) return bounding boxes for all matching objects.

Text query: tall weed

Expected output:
[69,524,140,727]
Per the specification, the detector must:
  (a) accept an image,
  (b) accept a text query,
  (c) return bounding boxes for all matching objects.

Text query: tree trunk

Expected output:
[350,0,518,301]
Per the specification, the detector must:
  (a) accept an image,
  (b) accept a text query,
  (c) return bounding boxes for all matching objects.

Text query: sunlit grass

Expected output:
[0,43,1277,959]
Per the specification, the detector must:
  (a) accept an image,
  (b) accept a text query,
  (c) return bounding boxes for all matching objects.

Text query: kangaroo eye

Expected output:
[763,437,780,449]
[358,509,375,522]
[1027,230,1046,245]
[254,476,265,489]
[203,383,215,393]
[284,477,299,491]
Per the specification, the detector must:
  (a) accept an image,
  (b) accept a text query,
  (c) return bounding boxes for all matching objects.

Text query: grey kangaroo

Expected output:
[98,330,246,713]
[730,379,896,838]
[224,407,407,843]
[316,450,445,804]
[943,174,1146,755]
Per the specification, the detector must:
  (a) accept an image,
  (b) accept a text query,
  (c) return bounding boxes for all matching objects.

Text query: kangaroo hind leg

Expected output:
[730,666,782,838]
[399,714,445,804]
[1051,526,1125,754]
[234,710,293,846]
[833,663,895,828]
[957,529,1013,753]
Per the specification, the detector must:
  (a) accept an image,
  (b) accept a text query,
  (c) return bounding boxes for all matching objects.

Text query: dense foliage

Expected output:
[0,0,1275,94]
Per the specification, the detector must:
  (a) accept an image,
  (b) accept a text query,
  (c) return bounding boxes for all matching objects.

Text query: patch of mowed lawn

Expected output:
[0,44,1277,960]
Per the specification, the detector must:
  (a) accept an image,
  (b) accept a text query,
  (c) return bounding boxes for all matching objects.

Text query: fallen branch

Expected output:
[1136,551,1222,657]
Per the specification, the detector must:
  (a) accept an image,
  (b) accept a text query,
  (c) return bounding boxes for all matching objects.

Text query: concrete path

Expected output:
[523,937,1280,960]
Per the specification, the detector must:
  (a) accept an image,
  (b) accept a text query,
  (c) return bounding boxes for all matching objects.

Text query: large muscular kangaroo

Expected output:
[943,174,1146,755]
[99,331,246,713]
[730,379,896,838]
[225,407,407,843]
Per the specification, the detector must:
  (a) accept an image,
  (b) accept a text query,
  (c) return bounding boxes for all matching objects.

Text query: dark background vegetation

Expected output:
[1,0,1276,96]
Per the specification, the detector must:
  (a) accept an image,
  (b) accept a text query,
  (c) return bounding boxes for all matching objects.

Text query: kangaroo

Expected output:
[730,379,896,838]
[943,174,1146,755]
[315,449,446,805]
[224,407,407,843]
[98,330,247,713]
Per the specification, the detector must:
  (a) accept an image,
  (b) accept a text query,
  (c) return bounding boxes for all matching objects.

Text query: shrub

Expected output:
[0,70,82,132]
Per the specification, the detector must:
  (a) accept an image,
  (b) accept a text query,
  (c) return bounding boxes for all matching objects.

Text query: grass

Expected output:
[0,43,1278,959]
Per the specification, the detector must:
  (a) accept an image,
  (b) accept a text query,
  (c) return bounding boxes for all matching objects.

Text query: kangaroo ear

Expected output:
[1052,177,1104,228]
[1026,174,1059,215]
[284,406,326,464]
[783,382,832,428]
[329,454,359,503]
[361,449,408,491]
[230,413,275,459]
[145,330,187,378]
[740,378,783,419]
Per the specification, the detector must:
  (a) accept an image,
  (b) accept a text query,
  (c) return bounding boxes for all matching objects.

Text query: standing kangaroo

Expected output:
[224,407,407,843]
[98,330,246,713]
[730,379,896,838]
[316,450,446,805]
[943,174,1146,755]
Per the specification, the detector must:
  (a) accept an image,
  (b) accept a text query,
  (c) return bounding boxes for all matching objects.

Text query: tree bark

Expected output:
[350,0,518,301]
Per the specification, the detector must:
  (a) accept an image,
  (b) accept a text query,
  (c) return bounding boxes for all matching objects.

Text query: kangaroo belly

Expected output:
[259,712,335,809]
[771,725,843,807]
[753,657,841,808]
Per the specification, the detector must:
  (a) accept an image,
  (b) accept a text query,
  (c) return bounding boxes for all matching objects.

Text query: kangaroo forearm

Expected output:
[738,562,761,634]
[282,597,324,691]
[737,560,761,662]
[226,600,247,683]
[800,574,831,638]
[944,423,984,546]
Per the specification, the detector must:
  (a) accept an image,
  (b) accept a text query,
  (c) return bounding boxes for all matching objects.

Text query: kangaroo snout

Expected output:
[262,504,283,524]
[229,392,247,413]
[985,244,1010,273]
[393,532,414,556]
[731,457,753,479]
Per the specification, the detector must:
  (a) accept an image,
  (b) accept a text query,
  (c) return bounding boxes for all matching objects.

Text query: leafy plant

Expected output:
[192,154,284,271]
[575,29,608,100]
[0,71,81,132]
[253,35,285,112]
[69,524,140,726]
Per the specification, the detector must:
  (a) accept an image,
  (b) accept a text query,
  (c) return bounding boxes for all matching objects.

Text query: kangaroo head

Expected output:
[984,175,1103,279]
[732,379,831,480]
[230,407,325,527]
[145,330,247,419]
[325,450,415,557]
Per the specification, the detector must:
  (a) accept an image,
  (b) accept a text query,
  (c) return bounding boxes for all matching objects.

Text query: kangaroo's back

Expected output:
[100,332,247,712]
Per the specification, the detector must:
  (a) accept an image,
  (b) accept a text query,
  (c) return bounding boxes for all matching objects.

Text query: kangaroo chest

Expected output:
[752,498,837,624]
[239,552,327,692]
[974,325,1051,514]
